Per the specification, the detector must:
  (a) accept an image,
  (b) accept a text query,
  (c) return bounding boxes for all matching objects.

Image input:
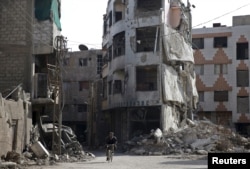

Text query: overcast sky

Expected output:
[60,0,250,51]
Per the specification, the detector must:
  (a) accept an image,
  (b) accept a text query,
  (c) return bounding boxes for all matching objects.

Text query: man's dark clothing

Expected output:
[105,136,117,145]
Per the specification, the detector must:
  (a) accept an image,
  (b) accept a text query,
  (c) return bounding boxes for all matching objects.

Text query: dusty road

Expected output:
[27,151,207,169]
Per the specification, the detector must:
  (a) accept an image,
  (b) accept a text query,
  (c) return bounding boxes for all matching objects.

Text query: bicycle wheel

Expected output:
[107,149,111,162]
[110,151,113,162]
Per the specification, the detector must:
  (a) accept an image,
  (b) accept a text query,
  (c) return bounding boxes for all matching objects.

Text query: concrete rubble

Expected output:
[123,119,250,156]
[0,119,95,169]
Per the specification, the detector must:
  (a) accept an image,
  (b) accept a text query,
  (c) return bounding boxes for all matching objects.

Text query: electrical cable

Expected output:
[192,2,250,28]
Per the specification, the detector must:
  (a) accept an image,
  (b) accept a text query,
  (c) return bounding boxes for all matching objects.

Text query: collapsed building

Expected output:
[101,0,198,143]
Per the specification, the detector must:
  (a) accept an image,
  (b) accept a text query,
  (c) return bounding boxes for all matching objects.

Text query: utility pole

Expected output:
[48,35,67,155]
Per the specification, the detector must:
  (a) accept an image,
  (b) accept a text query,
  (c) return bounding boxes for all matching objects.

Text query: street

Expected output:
[27,151,207,169]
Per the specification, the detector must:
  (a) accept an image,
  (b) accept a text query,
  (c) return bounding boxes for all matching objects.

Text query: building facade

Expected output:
[101,0,198,143]
[0,0,63,153]
[193,15,250,135]
[62,49,103,144]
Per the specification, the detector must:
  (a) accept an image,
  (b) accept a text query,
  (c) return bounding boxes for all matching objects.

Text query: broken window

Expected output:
[136,66,157,91]
[137,0,161,11]
[103,77,107,99]
[103,45,109,64]
[214,64,227,74]
[108,46,113,61]
[136,26,158,52]
[35,54,55,73]
[114,0,124,22]
[237,42,249,60]
[97,54,103,74]
[237,70,249,87]
[103,15,108,35]
[79,81,89,91]
[198,91,204,102]
[214,37,227,48]
[78,104,87,112]
[79,58,87,66]
[113,31,125,57]
[214,91,228,102]
[113,80,122,94]
[115,12,122,22]
[109,11,112,27]
[192,38,204,49]
[195,65,204,75]
[237,96,249,113]
[108,81,112,95]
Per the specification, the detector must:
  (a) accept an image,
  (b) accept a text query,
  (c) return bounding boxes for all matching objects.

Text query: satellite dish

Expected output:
[79,44,88,51]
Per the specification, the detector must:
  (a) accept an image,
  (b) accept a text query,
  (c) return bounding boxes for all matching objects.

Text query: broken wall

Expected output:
[0,94,32,157]
[160,0,198,131]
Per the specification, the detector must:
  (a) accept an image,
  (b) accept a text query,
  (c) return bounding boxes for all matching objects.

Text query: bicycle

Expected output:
[106,144,115,162]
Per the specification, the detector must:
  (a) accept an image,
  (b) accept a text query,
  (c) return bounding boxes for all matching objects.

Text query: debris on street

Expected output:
[0,116,95,169]
[123,119,250,155]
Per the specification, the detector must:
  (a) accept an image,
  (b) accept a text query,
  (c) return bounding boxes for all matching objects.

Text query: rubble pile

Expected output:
[123,119,250,155]
[0,116,95,169]
[0,150,95,169]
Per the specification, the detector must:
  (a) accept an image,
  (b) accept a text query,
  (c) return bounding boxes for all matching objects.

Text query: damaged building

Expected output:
[62,49,104,146]
[193,15,250,135]
[101,0,198,143]
[0,0,64,155]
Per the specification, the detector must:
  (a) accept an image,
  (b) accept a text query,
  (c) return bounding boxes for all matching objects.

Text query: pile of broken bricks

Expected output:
[123,119,250,156]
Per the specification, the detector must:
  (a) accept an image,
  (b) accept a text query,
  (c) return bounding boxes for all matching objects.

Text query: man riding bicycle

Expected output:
[105,132,117,161]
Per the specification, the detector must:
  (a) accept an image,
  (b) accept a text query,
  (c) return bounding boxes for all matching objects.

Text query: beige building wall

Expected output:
[62,50,103,144]
[193,15,250,133]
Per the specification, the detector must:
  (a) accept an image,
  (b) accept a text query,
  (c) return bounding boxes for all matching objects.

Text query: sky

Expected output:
[60,0,250,51]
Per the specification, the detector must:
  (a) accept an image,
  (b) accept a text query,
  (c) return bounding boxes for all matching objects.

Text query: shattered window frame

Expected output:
[103,14,108,35]
[114,0,125,22]
[137,0,162,11]
[115,11,122,22]
[113,80,122,94]
[213,37,227,48]
[108,46,113,61]
[192,38,204,49]
[236,42,249,60]
[214,91,228,102]
[113,31,125,57]
[136,26,158,52]
[136,66,157,91]
[109,11,113,27]
[237,70,249,87]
